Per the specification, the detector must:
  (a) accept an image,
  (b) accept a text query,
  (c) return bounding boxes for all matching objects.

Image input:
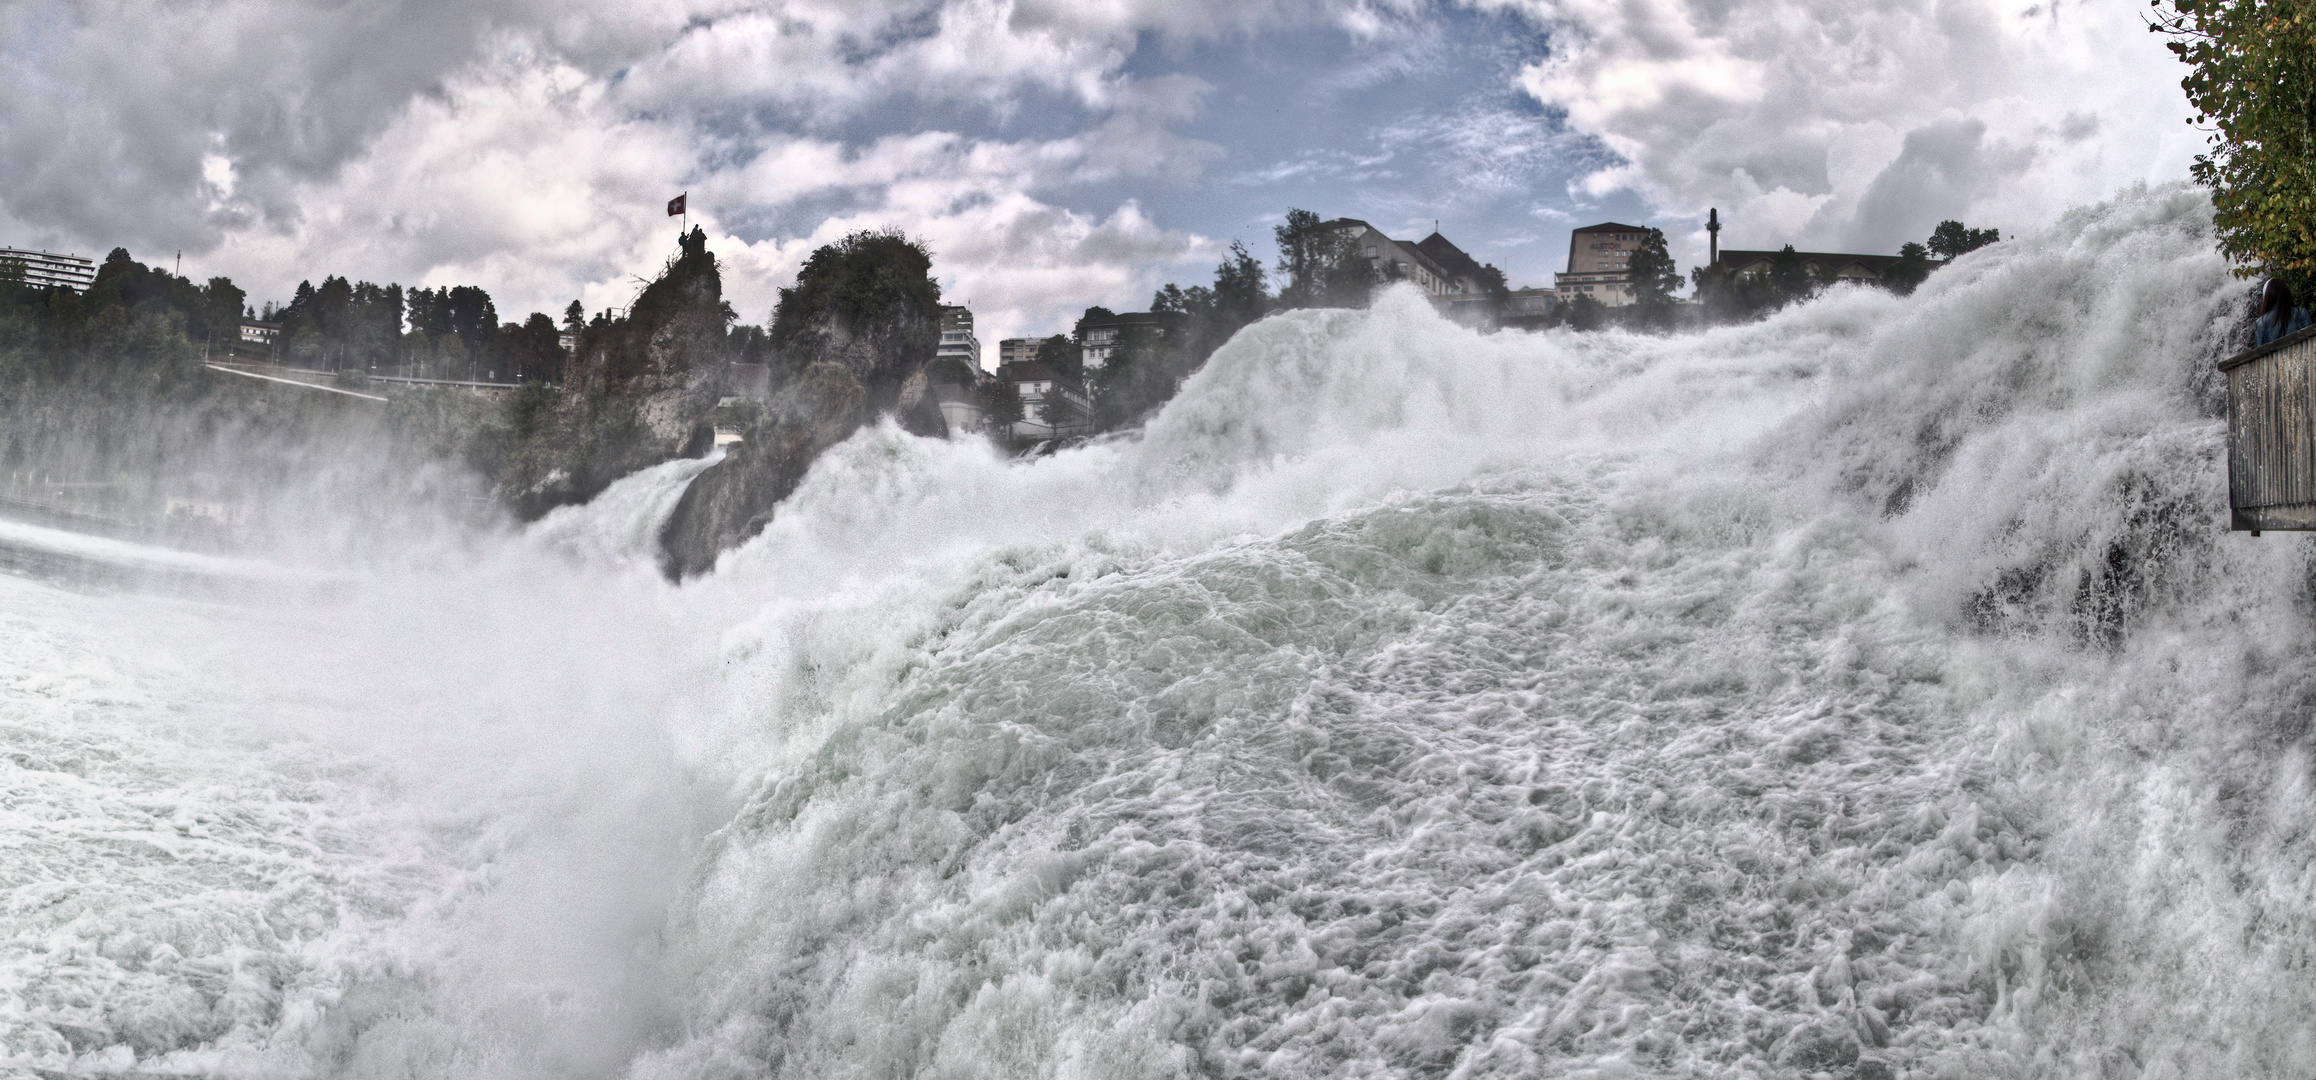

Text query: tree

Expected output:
[1625,228,1683,327]
[563,300,586,336]
[1551,293,1608,331]
[977,376,1023,431]
[770,230,940,382]
[1034,333,1076,374]
[1626,228,1682,306]
[1926,220,1999,260]
[499,312,564,382]
[199,277,245,353]
[1212,240,1272,329]
[1273,209,1372,308]
[767,228,943,430]
[2153,0,2316,284]
[1768,245,1820,306]
[1886,242,1932,295]
[1037,382,1086,433]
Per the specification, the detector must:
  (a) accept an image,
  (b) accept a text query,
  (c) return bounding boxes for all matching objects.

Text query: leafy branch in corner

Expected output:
[2151,0,2316,285]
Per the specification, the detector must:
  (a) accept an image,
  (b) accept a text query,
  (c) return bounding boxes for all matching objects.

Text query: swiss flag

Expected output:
[667,193,687,217]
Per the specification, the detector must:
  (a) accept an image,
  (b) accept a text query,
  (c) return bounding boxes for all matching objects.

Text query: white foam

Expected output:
[3,182,2308,1078]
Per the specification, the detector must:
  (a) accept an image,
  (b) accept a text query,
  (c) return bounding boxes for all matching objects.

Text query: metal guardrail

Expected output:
[2219,325,2316,533]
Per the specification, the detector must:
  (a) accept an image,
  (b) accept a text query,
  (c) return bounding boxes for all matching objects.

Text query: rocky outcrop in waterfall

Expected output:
[503,228,730,518]
[658,230,944,578]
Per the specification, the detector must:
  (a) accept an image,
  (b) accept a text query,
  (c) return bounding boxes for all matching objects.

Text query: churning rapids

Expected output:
[3,185,2311,1080]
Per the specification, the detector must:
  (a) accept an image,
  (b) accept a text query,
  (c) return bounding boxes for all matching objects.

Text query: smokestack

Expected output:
[1707,209,1720,269]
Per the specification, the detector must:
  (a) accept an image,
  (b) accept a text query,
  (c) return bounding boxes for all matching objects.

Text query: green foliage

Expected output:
[1153,240,1273,366]
[1623,228,1684,329]
[730,324,773,366]
[1548,293,1609,331]
[2154,0,2316,282]
[1034,333,1075,372]
[1081,310,1185,432]
[770,229,942,362]
[1274,209,1372,309]
[1886,242,1932,295]
[1626,228,1683,308]
[1926,220,2000,259]
[976,375,1023,429]
[1689,244,1824,323]
[497,312,564,383]
[1037,382,1086,431]
[0,248,238,375]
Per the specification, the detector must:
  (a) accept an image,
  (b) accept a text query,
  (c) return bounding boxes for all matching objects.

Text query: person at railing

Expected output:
[2255,278,2312,346]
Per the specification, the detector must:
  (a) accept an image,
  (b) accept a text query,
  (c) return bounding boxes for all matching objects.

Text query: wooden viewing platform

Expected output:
[2220,325,2316,533]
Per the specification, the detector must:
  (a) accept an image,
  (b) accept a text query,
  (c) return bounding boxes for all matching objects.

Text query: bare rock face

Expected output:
[504,228,730,518]
[657,362,867,577]
[656,230,945,578]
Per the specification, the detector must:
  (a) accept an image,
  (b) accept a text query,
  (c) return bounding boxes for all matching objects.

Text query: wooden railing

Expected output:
[2220,325,2316,533]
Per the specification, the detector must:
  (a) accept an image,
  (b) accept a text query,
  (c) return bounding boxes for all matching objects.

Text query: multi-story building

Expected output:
[996,359,1091,442]
[0,248,97,292]
[937,305,982,373]
[1555,223,1652,306]
[998,337,1044,372]
[1075,310,1181,371]
[1324,220,1491,298]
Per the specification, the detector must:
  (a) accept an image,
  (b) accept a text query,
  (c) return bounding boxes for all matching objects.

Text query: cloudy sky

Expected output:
[2,0,2201,360]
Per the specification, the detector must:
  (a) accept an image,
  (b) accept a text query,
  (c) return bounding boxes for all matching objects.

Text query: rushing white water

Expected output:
[4,183,2311,1079]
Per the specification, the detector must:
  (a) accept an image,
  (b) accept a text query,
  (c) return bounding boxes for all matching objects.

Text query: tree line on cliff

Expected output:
[0,248,511,542]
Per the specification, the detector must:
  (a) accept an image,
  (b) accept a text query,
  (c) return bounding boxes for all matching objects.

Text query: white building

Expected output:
[0,248,97,292]
[1323,220,1491,298]
[997,360,1090,442]
[938,305,982,373]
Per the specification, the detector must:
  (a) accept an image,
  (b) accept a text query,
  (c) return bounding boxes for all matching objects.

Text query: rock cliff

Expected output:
[658,230,944,577]
[503,228,730,518]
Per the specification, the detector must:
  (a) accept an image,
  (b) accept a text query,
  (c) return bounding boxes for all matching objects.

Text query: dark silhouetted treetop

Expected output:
[769,229,941,363]
[1274,209,1372,309]
[1886,242,1932,294]
[1926,220,1999,259]
[1034,333,1075,374]
[1626,228,1683,308]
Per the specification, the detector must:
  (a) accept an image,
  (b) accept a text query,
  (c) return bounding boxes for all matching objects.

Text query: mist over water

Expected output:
[5,183,2310,1078]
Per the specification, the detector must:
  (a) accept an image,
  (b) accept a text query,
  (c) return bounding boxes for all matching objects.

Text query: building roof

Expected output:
[1714,249,1918,275]
[1571,222,1651,234]
[1077,310,1182,328]
[1414,233,1489,287]
[996,360,1082,388]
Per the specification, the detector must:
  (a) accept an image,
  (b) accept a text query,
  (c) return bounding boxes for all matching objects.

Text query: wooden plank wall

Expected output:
[2223,328,2316,530]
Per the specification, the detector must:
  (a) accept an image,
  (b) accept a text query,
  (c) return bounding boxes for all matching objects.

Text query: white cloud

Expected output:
[3,0,1262,346]
[4,0,2205,340]
[1490,0,2202,262]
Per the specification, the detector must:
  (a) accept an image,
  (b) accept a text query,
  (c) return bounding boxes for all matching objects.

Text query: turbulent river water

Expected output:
[5,185,2313,1079]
